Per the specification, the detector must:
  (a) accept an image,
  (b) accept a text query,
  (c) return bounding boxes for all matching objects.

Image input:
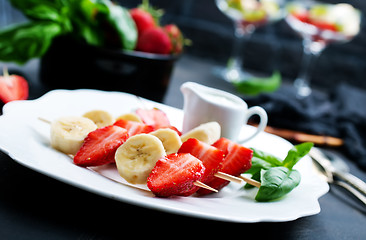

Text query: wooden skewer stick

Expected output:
[38,117,228,193]
[214,171,242,184]
[194,181,218,192]
[38,117,51,124]
[238,175,261,188]
[215,171,261,188]
[68,153,218,192]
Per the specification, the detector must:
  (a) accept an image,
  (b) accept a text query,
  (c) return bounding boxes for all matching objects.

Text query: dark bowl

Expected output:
[40,36,179,102]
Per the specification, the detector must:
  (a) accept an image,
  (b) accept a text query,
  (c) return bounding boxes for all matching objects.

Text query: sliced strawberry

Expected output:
[197,138,253,195]
[0,70,28,104]
[113,119,154,136]
[162,125,182,136]
[178,138,224,183]
[147,153,205,197]
[135,108,171,128]
[74,125,129,167]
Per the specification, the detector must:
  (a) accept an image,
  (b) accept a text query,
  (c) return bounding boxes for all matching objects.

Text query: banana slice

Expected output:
[115,134,166,184]
[50,116,97,155]
[150,128,182,154]
[116,113,143,123]
[180,121,221,145]
[83,110,115,128]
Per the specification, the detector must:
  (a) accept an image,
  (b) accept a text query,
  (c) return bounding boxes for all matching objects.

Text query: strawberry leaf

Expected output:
[138,0,164,25]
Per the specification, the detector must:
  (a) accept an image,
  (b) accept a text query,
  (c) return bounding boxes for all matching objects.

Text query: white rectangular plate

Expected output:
[0,89,329,222]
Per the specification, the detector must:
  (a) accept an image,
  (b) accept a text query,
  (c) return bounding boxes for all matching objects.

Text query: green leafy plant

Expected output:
[246,142,314,202]
[0,0,137,64]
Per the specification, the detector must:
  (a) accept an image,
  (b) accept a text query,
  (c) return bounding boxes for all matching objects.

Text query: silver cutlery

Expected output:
[309,147,366,205]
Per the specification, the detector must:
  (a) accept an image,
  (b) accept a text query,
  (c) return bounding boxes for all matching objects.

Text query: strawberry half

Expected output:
[135,108,171,129]
[74,125,129,167]
[113,119,154,136]
[0,69,28,104]
[147,153,205,197]
[178,138,224,183]
[197,138,253,195]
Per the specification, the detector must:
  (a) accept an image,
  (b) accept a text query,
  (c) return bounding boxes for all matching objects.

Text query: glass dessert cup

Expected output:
[214,0,284,83]
[285,1,361,98]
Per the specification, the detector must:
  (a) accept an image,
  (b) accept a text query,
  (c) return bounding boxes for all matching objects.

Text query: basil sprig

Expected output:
[247,142,314,202]
[0,0,137,64]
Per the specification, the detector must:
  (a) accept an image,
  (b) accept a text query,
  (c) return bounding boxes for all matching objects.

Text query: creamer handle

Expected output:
[237,106,268,143]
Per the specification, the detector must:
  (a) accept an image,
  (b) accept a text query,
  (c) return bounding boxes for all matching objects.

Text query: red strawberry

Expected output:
[113,119,154,136]
[136,27,172,54]
[129,8,155,35]
[309,20,338,32]
[74,125,129,167]
[291,11,310,23]
[163,24,184,54]
[197,138,253,195]
[0,68,28,104]
[147,153,205,197]
[178,138,224,183]
[163,125,182,136]
[135,108,171,129]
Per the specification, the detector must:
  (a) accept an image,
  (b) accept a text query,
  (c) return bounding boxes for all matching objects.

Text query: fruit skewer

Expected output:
[39,117,218,194]
[40,112,262,194]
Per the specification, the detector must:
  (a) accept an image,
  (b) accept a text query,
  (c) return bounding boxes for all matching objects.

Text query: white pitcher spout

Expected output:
[180,82,200,99]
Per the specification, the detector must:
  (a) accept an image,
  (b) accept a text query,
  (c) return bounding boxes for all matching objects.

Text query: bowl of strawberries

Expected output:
[39,0,187,102]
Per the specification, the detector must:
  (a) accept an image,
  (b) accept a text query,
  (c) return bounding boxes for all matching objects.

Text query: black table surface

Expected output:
[1,56,366,239]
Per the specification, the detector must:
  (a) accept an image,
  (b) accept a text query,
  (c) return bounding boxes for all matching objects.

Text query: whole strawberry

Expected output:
[129,8,155,35]
[136,27,172,54]
[0,67,28,104]
[163,24,184,54]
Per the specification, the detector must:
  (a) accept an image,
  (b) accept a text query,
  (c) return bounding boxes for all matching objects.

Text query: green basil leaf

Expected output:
[234,71,281,95]
[102,0,137,50]
[10,0,72,33]
[10,0,65,22]
[244,170,261,189]
[251,148,283,167]
[70,0,107,46]
[255,167,301,202]
[282,142,314,170]
[73,0,137,49]
[0,22,63,64]
[245,156,274,175]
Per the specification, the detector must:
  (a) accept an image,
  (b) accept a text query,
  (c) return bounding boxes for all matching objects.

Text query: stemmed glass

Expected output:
[285,1,361,98]
[214,0,284,83]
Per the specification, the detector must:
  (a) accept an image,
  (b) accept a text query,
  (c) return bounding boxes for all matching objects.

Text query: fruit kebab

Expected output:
[40,109,227,193]
[40,107,259,195]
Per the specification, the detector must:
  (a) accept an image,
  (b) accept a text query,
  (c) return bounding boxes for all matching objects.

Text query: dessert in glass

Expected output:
[214,0,284,82]
[285,1,361,97]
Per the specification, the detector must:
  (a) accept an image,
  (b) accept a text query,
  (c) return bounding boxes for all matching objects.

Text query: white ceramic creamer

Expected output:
[180,82,268,143]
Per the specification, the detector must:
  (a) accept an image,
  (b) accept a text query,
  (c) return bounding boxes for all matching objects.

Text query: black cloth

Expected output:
[245,83,366,170]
